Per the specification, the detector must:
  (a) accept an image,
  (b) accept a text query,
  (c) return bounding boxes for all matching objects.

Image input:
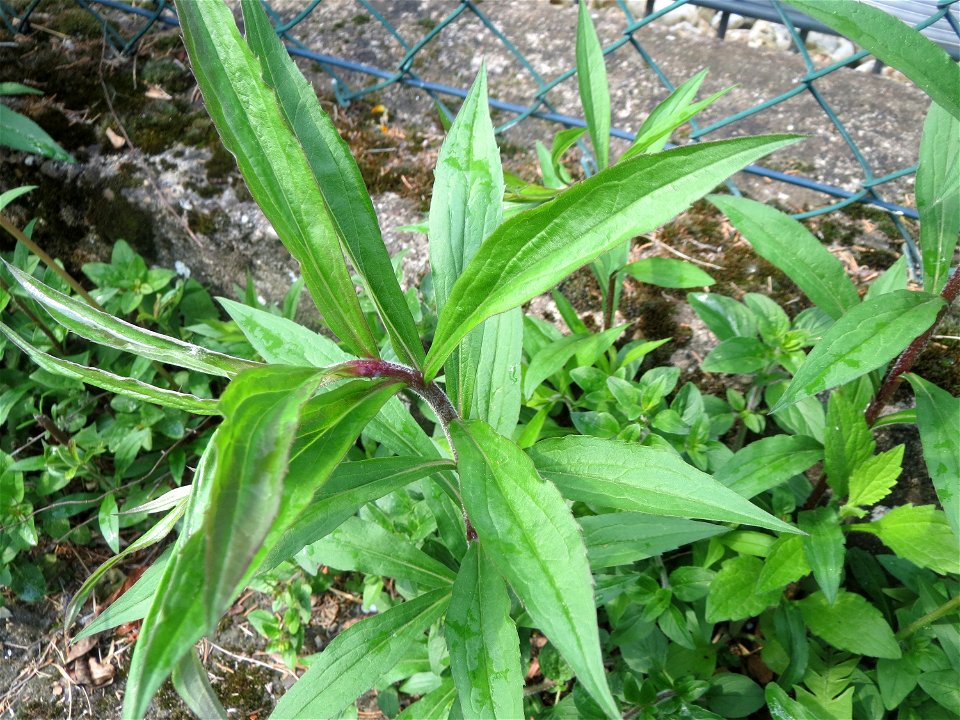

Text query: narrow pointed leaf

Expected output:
[773,291,945,411]
[451,420,618,719]
[0,185,36,211]
[263,457,454,571]
[524,324,627,399]
[174,0,378,357]
[424,134,802,379]
[621,257,715,288]
[906,374,960,536]
[171,649,227,720]
[799,507,844,604]
[395,678,457,720]
[785,0,960,119]
[123,377,398,720]
[271,589,450,719]
[576,1,610,170]
[715,435,822,498]
[4,262,257,377]
[917,102,960,294]
[0,322,219,415]
[707,195,858,319]
[307,517,456,588]
[241,0,422,366]
[0,104,75,162]
[580,513,728,569]
[446,543,523,719]
[530,436,798,533]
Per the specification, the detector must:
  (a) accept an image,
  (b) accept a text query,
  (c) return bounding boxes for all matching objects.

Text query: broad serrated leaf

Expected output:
[846,446,903,509]
[773,291,945,411]
[3,262,257,377]
[799,507,844,605]
[622,257,715,288]
[0,322,219,415]
[529,436,798,533]
[580,512,728,569]
[305,517,456,588]
[852,505,960,575]
[0,104,75,162]
[706,556,781,622]
[917,102,960,293]
[241,0,422,367]
[824,389,875,497]
[174,0,377,357]
[451,420,618,719]
[271,589,450,719]
[424,134,802,379]
[446,543,523,719]
[262,457,453,572]
[707,195,858,319]
[715,435,822,498]
[756,535,810,593]
[906,374,960,536]
[797,591,901,659]
[785,0,960,119]
[576,1,610,170]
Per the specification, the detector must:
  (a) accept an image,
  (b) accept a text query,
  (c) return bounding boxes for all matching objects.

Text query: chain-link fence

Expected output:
[3,0,959,270]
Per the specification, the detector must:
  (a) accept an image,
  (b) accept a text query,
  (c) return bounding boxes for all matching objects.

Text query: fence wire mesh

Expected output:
[3,0,959,272]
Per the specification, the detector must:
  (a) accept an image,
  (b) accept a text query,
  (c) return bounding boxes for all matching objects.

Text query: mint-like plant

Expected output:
[1,1,806,717]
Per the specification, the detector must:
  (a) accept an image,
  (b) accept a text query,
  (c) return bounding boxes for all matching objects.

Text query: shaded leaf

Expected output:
[530,436,798,533]
[580,512,728,569]
[799,507,844,604]
[756,535,810,593]
[0,104,75,162]
[171,649,227,720]
[797,591,901,659]
[715,435,822,498]
[622,257,715,288]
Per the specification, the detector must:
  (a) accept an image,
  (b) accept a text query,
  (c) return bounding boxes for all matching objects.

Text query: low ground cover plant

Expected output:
[0,0,957,718]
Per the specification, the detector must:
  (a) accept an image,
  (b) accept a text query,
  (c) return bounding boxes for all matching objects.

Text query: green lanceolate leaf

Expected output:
[576,0,610,170]
[824,389,875,497]
[262,457,454,571]
[756,535,811,593]
[529,436,798,533]
[240,0,422,366]
[451,420,619,719]
[621,257,715,288]
[799,507,844,604]
[0,185,36,211]
[271,588,450,719]
[906,374,960,536]
[785,0,960,119]
[124,377,399,720]
[0,323,219,415]
[772,290,945,411]
[797,591,901,659]
[621,70,733,160]
[917,102,960,294]
[428,67,521,429]
[174,0,377,358]
[306,517,456,588]
[0,104,75,162]
[851,505,960,574]
[714,435,822,498]
[395,678,457,720]
[171,649,227,720]
[707,195,858,319]
[124,367,327,719]
[580,513,728,569]
[4,262,257,377]
[446,543,523,719]
[424,134,802,379]
[524,324,628,399]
